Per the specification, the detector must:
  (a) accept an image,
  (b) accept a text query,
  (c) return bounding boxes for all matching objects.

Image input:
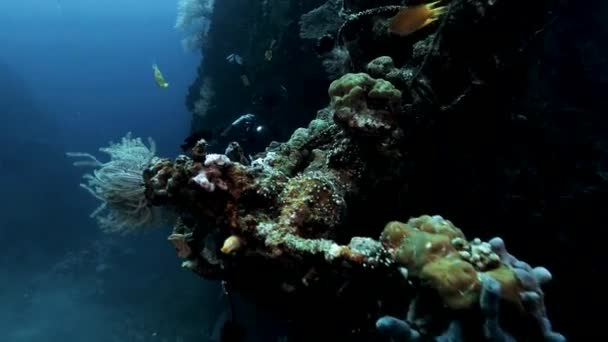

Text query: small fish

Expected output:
[264,49,273,62]
[240,74,250,88]
[388,1,447,37]
[226,53,243,65]
[152,63,169,88]
[225,54,250,87]
[264,39,276,62]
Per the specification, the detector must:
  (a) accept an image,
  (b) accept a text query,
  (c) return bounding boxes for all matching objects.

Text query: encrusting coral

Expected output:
[329,72,402,137]
[131,71,563,339]
[69,0,567,339]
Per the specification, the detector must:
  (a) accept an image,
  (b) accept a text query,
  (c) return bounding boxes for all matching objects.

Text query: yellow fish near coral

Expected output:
[388,1,447,36]
[152,63,169,88]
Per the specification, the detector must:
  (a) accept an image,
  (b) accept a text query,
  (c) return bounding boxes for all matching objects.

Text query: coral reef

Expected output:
[73,0,584,340]
[137,68,563,338]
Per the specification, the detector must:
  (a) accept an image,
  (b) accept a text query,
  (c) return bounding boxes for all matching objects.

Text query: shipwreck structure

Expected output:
[72,0,608,340]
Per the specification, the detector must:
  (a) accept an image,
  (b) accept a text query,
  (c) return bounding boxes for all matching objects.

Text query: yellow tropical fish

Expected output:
[388,1,447,36]
[152,64,169,88]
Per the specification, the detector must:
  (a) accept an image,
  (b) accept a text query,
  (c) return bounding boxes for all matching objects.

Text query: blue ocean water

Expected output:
[0,1,255,341]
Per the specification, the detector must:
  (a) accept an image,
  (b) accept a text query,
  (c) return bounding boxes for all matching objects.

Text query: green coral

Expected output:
[369,78,401,100]
[380,216,526,310]
[329,72,401,110]
[328,73,402,136]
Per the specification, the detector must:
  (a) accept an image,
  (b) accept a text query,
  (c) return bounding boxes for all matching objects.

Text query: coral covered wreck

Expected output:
[70,0,569,340]
[142,70,563,341]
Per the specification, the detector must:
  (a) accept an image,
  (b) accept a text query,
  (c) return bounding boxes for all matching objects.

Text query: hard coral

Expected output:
[379,215,562,340]
[381,216,483,309]
[380,215,538,310]
[366,56,397,78]
[329,72,402,136]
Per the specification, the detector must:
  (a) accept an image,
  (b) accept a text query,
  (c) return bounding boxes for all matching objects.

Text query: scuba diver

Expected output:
[220,113,276,154]
[180,53,287,156]
[181,113,275,156]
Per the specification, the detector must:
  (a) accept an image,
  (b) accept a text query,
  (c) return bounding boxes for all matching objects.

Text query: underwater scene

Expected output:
[1,0,605,341]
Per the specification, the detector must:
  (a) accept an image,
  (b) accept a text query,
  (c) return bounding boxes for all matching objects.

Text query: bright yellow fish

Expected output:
[152,64,169,88]
[388,1,447,37]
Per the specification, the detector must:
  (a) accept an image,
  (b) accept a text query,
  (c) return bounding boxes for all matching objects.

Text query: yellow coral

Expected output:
[380,216,524,310]
[421,257,481,309]
[221,235,245,254]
